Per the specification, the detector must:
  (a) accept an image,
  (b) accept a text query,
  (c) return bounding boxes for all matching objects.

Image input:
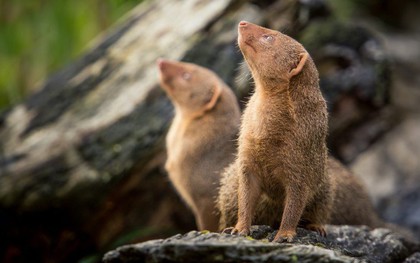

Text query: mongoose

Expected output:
[227,21,331,242]
[219,21,416,242]
[157,59,241,231]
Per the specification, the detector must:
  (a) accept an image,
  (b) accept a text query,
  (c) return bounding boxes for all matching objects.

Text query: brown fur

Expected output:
[158,59,241,231]
[218,156,385,230]
[227,21,331,242]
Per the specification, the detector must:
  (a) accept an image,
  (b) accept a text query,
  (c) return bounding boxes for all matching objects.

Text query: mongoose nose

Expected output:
[239,21,248,27]
[157,58,166,70]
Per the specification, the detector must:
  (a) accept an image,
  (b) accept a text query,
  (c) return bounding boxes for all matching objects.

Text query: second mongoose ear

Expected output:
[203,84,222,111]
[289,52,308,78]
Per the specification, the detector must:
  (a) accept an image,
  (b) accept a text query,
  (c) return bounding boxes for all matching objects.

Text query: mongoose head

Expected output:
[237,21,318,88]
[157,59,222,117]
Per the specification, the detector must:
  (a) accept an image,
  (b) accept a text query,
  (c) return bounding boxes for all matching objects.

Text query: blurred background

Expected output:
[0,0,419,263]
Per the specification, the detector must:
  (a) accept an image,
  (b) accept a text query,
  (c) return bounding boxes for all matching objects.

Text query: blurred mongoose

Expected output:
[157,59,241,231]
[225,21,331,242]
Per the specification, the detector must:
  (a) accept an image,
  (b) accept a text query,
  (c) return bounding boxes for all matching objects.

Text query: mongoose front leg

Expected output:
[230,169,261,236]
[274,187,308,242]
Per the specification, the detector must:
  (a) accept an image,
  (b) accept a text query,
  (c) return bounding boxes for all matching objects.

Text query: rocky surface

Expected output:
[103,225,420,263]
[404,252,420,263]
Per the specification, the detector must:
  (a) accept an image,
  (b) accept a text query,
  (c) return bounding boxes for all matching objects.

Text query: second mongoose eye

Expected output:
[182,72,191,80]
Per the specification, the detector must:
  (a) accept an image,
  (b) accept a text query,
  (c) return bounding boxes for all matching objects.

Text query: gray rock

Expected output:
[404,252,420,263]
[103,225,419,263]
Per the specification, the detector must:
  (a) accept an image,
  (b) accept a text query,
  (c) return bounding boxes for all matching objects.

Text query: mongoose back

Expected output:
[228,21,331,242]
[157,59,241,231]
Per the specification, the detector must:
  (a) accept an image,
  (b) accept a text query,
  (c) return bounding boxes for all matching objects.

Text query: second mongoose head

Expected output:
[157,59,222,118]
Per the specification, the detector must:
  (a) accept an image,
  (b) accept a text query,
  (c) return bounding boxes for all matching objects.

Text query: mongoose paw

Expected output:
[221,227,249,236]
[221,227,235,234]
[223,224,250,236]
[305,224,327,237]
[231,228,250,236]
[273,230,296,243]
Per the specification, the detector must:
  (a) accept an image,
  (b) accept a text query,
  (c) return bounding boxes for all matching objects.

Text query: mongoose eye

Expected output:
[182,72,191,80]
[262,34,274,42]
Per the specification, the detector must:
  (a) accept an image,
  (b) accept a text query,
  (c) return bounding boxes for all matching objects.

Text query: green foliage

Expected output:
[0,0,142,111]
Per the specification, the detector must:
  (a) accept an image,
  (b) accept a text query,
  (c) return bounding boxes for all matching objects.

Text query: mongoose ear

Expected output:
[203,84,222,111]
[289,52,308,78]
